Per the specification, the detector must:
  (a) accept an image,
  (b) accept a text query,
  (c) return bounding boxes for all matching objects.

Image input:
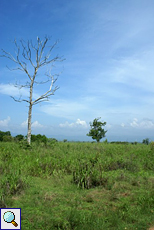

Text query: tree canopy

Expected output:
[87,117,107,143]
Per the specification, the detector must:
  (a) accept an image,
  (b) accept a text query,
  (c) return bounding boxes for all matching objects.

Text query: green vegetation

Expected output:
[0,140,154,229]
[142,138,150,145]
[87,117,107,142]
[0,130,11,141]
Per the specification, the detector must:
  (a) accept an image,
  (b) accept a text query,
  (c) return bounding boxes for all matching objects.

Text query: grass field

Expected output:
[0,140,154,229]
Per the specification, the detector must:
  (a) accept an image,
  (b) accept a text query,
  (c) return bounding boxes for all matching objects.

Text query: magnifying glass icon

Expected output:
[3,211,18,227]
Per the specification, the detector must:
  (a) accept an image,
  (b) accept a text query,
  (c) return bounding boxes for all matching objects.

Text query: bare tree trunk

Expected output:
[27,103,32,145]
[27,83,33,145]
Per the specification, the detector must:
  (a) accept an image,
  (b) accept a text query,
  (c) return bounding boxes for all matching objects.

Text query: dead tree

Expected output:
[0,36,63,145]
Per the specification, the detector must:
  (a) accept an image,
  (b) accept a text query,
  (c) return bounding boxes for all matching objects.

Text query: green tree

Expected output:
[2,135,13,142]
[14,134,24,141]
[142,138,149,145]
[0,131,11,141]
[87,117,107,143]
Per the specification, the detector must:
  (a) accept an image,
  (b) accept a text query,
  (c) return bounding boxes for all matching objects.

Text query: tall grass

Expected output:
[0,141,154,229]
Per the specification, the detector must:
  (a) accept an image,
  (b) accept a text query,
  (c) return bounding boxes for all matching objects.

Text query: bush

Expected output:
[0,198,7,208]
[2,135,13,142]
[19,140,32,149]
[150,141,154,151]
[104,138,108,143]
[49,138,58,142]
[0,168,28,197]
[142,138,149,145]
[110,141,129,145]
[31,134,48,145]
[0,131,11,141]
[14,134,24,142]
[72,160,106,189]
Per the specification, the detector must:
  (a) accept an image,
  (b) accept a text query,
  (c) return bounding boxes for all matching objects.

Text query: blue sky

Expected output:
[1,0,154,142]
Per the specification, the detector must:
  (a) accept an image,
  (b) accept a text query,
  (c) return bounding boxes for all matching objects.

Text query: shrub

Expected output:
[104,138,108,143]
[0,198,7,208]
[31,134,48,145]
[2,135,13,142]
[0,169,28,197]
[0,130,11,141]
[14,134,24,141]
[150,141,154,151]
[49,138,58,142]
[72,161,106,189]
[19,140,32,149]
[142,138,149,145]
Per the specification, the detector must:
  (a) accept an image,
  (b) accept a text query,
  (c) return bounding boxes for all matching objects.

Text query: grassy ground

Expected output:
[0,141,154,229]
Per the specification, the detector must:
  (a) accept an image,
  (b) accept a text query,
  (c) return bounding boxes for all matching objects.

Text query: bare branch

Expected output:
[34,79,50,85]
[1,40,32,81]
[0,49,18,63]
[20,39,35,68]
[32,71,59,105]
[38,37,48,63]
[10,96,29,103]
[32,98,49,105]
[6,65,24,72]
[32,85,59,105]
[13,81,30,89]
[10,96,22,102]
[39,55,60,67]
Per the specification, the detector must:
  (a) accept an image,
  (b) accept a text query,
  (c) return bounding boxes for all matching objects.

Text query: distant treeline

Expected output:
[0,130,57,144]
[0,130,151,145]
[110,141,138,145]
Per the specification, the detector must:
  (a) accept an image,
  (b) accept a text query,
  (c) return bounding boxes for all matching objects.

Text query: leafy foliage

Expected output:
[150,141,154,151]
[0,130,11,141]
[14,134,24,141]
[30,134,48,145]
[2,135,13,142]
[142,138,150,145]
[87,117,107,142]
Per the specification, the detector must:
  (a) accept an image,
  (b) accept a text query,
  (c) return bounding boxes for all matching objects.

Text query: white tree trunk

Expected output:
[27,84,33,145]
[27,103,32,145]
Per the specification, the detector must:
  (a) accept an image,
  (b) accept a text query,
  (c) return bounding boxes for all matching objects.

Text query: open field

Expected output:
[0,141,154,229]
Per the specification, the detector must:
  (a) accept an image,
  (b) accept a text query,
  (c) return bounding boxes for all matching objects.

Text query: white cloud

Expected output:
[21,119,44,128]
[0,83,41,100]
[0,116,10,127]
[121,123,125,127]
[140,119,154,129]
[130,118,154,129]
[59,118,88,128]
[21,120,28,128]
[105,123,112,129]
[76,118,87,127]
[40,100,88,120]
[130,118,139,127]
[0,84,29,97]
[32,121,44,128]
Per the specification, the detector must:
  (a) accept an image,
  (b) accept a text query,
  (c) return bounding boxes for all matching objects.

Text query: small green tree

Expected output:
[87,117,107,143]
[14,134,24,141]
[2,135,13,142]
[0,131,11,141]
[142,138,149,145]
